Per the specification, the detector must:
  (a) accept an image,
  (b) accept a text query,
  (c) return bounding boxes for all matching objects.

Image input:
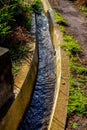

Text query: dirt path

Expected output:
[52,0,87,61]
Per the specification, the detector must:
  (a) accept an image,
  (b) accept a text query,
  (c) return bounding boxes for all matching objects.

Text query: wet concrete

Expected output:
[51,0,87,59]
[19,13,56,130]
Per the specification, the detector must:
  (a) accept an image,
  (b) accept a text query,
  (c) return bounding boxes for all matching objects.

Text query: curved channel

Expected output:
[20,13,56,130]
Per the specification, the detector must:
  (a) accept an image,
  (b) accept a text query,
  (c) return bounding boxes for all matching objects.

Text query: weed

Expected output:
[80,6,87,16]
[62,35,82,56]
[12,62,22,78]
[54,12,69,26]
[68,86,87,116]
[31,0,43,14]
[59,25,66,33]
[70,61,87,75]
[72,122,79,129]
[0,8,12,43]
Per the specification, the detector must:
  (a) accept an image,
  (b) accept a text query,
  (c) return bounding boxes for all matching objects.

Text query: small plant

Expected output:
[80,6,87,15]
[70,62,87,75]
[72,122,79,129]
[68,82,87,116]
[59,25,66,33]
[61,35,82,56]
[54,12,69,26]
[12,62,22,78]
[0,8,12,43]
[31,0,43,14]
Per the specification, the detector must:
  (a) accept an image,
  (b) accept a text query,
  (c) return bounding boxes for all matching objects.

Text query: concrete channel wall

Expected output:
[41,0,68,129]
[41,0,62,129]
[41,1,69,130]
[0,40,38,130]
[47,9,62,130]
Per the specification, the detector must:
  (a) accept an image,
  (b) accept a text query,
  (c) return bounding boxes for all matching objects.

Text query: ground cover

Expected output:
[0,0,33,78]
[0,0,42,78]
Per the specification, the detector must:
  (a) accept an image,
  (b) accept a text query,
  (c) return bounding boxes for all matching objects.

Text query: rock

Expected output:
[0,47,13,108]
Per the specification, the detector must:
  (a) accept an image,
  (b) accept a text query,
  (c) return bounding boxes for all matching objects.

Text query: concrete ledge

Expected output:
[41,0,69,130]
[0,38,38,130]
[50,49,69,130]
[47,8,62,130]
[48,9,69,130]
[41,0,51,13]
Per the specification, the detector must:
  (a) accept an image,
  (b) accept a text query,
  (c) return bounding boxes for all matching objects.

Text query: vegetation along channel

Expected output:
[0,0,87,130]
[0,0,56,129]
[49,0,87,129]
[19,12,56,130]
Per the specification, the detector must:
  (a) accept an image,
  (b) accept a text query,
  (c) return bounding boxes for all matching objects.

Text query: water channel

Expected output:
[20,13,56,130]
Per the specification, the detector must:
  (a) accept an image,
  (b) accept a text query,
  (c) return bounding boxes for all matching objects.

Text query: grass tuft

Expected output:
[80,6,87,16]
[62,35,82,56]
[54,12,69,26]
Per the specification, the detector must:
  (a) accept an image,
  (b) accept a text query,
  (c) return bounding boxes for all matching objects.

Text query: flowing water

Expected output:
[19,13,56,130]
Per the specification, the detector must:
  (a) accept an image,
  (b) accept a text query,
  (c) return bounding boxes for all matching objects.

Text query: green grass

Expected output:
[54,12,69,26]
[31,0,43,13]
[69,76,87,116]
[12,62,22,78]
[62,35,82,56]
[70,61,87,75]
[54,12,87,116]
[72,122,79,129]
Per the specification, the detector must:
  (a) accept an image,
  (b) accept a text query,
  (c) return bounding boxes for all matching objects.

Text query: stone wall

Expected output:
[0,47,13,108]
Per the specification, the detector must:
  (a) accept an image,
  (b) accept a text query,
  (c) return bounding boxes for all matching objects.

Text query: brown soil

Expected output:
[5,26,31,48]
[76,0,87,6]
[66,114,87,130]
[56,0,87,59]
[49,0,87,129]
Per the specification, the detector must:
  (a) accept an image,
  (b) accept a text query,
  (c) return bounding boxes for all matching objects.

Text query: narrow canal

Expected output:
[19,13,56,130]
